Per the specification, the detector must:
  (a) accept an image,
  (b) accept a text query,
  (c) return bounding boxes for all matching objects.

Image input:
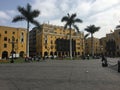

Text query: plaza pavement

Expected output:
[0,58,120,90]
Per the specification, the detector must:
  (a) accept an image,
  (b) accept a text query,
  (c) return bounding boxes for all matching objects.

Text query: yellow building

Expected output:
[99,25,120,57]
[114,28,120,56]
[99,37,106,55]
[104,26,120,56]
[33,24,84,57]
[105,32,115,56]
[0,26,27,59]
[85,37,100,56]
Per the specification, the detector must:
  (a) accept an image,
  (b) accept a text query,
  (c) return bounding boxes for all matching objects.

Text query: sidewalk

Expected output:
[0,60,120,90]
[107,57,119,66]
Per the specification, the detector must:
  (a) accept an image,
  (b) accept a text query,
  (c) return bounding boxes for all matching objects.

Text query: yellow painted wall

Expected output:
[0,26,27,59]
[36,24,84,57]
[85,37,100,55]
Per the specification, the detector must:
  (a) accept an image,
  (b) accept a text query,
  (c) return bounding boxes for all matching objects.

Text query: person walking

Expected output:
[101,55,108,67]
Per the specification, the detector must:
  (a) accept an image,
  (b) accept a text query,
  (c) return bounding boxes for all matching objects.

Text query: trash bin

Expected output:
[118,60,120,72]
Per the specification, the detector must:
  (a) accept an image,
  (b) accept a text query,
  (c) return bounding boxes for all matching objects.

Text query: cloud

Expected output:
[32,0,59,18]
[85,4,120,38]
[0,11,10,20]
[0,10,17,26]
[91,0,120,12]
[59,0,70,12]
[1,0,120,38]
[0,11,12,25]
[31,0,120,38]
[6,10,16,15]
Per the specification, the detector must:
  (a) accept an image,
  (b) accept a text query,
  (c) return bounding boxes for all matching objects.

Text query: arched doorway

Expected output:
[54,52,57,55]
[44,52,48,56]
[50,52,54,56]
[20,51,24,57]
[2,51,8,59]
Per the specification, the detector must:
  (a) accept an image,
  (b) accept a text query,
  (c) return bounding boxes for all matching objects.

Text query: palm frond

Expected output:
[31,20,40,27]
[18,6,26,15]
[61,16,69,22]
[12,15,25,22]
[67,13,70,17]
[84,33,89,39]
[64,23,68,30]
[31,10,40,18]
[26,3,31,12]
[73,24,79,32]
[71,13,76,20]
[84,25,100,34]
[74,18,83,23]
[61,13,83,32]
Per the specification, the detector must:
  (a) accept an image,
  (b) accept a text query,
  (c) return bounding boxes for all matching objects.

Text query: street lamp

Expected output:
[8,36,18,63]
[0,34,1,59]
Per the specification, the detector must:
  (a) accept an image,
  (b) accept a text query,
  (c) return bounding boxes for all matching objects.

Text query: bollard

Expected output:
[118,60,120,72]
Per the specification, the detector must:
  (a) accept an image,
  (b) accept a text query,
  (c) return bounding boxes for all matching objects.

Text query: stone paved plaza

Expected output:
[0,59,120,90]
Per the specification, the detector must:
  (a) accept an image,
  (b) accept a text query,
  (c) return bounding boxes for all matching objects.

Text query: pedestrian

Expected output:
[101,55,108,67]
[87,54,89,60]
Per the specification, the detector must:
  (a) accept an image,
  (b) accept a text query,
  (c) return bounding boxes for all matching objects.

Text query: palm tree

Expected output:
[12,3,40,57]
[84,33,89,55]
[84,25,100,57]
[61,13,83,59]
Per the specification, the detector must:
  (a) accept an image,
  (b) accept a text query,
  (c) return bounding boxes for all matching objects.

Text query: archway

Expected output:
[44,52,48,56]
[20,51,24,57]
[54,52,57,55]
[2,51,8,59]
[50,52,54,56]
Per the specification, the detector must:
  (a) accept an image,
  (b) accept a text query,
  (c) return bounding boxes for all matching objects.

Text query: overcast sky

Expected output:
[0,0,120,38]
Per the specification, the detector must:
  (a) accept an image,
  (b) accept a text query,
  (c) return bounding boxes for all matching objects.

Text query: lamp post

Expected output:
[8,36,18,63]
[0,34,1,59]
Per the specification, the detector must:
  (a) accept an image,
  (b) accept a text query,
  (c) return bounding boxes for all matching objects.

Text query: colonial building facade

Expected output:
[29,27,37,56]
[100,25,120,57]
[0,26,27,59]
[85,37,100,56]
[99,37,106,55]
[29,24,84,57]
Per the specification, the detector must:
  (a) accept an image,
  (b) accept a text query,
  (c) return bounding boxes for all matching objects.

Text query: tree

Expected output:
[12,3,40,57]
[61,13,82,59]
[84,25,100,57]
[84,33,89,55]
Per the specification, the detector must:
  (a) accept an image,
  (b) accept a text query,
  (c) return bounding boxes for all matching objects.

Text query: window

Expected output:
[4,44,7,48]
[5,31,7,34]
[44,35,47,44]
[51,45,53,49]
[51,40,53,44]
[20,32,24,43]
[77,43,80,45]
[45,46,47,49]
[21,38,23,42]
[22,32,24,35]
[77,47,80,49]
[13,32,15,34]
[4,37,7,41]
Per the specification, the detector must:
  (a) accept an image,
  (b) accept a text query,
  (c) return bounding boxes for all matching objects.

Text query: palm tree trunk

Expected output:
[26,21,29,57]
[91,34,94,57]
[69,27,72,60]
[83,39,85,56]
